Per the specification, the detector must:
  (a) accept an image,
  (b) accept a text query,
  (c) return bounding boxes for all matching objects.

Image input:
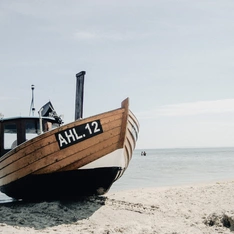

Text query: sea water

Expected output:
[1,147,234,202]
[110,147,234,192]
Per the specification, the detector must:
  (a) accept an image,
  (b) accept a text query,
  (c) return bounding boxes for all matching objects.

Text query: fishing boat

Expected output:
[0,71,139,200]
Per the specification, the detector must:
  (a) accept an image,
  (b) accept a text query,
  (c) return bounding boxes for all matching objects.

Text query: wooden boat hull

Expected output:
[0,98,139,200]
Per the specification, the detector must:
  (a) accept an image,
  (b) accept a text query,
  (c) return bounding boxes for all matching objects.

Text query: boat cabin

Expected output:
[0,117,59,157]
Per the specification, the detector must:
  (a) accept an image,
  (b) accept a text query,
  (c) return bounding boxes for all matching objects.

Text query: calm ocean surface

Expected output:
[1,147,234,202]
[110,147,234,192]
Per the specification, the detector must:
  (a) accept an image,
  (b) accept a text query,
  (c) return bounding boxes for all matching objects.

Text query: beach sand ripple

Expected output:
[1,181,234,233]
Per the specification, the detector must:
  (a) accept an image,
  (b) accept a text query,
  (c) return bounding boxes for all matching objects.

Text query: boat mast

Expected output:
[29,84,35,116]
[75,71,86,120]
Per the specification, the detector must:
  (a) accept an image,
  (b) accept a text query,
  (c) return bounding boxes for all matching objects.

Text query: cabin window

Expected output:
[4,123,17,149]
[43,120,52,132]
[52,123,59,129]
[43,120,59,132]
[25,121,40,140]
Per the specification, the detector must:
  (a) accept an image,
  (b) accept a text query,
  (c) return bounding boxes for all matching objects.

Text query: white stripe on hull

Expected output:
[79,148,126,170]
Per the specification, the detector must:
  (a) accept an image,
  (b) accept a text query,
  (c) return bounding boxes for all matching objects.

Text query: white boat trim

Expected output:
[79,148,126,169]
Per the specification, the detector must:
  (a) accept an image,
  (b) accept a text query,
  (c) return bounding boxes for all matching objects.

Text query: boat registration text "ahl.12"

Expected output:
[55,120,103,149]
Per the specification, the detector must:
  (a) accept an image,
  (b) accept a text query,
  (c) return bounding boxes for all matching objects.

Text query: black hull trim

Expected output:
[0,167,122,200]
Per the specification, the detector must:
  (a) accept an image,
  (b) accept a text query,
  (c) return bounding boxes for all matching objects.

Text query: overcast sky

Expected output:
[1,0,234,149]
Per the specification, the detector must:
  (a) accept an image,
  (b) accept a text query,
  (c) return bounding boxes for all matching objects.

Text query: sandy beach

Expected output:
[0,180,234,234]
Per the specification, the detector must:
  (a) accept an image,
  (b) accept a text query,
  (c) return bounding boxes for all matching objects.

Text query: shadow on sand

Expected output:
[0,196,106,230]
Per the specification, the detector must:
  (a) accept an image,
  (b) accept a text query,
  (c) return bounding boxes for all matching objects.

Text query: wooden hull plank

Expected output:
[0,113,123,180]
[0,122,122,185]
